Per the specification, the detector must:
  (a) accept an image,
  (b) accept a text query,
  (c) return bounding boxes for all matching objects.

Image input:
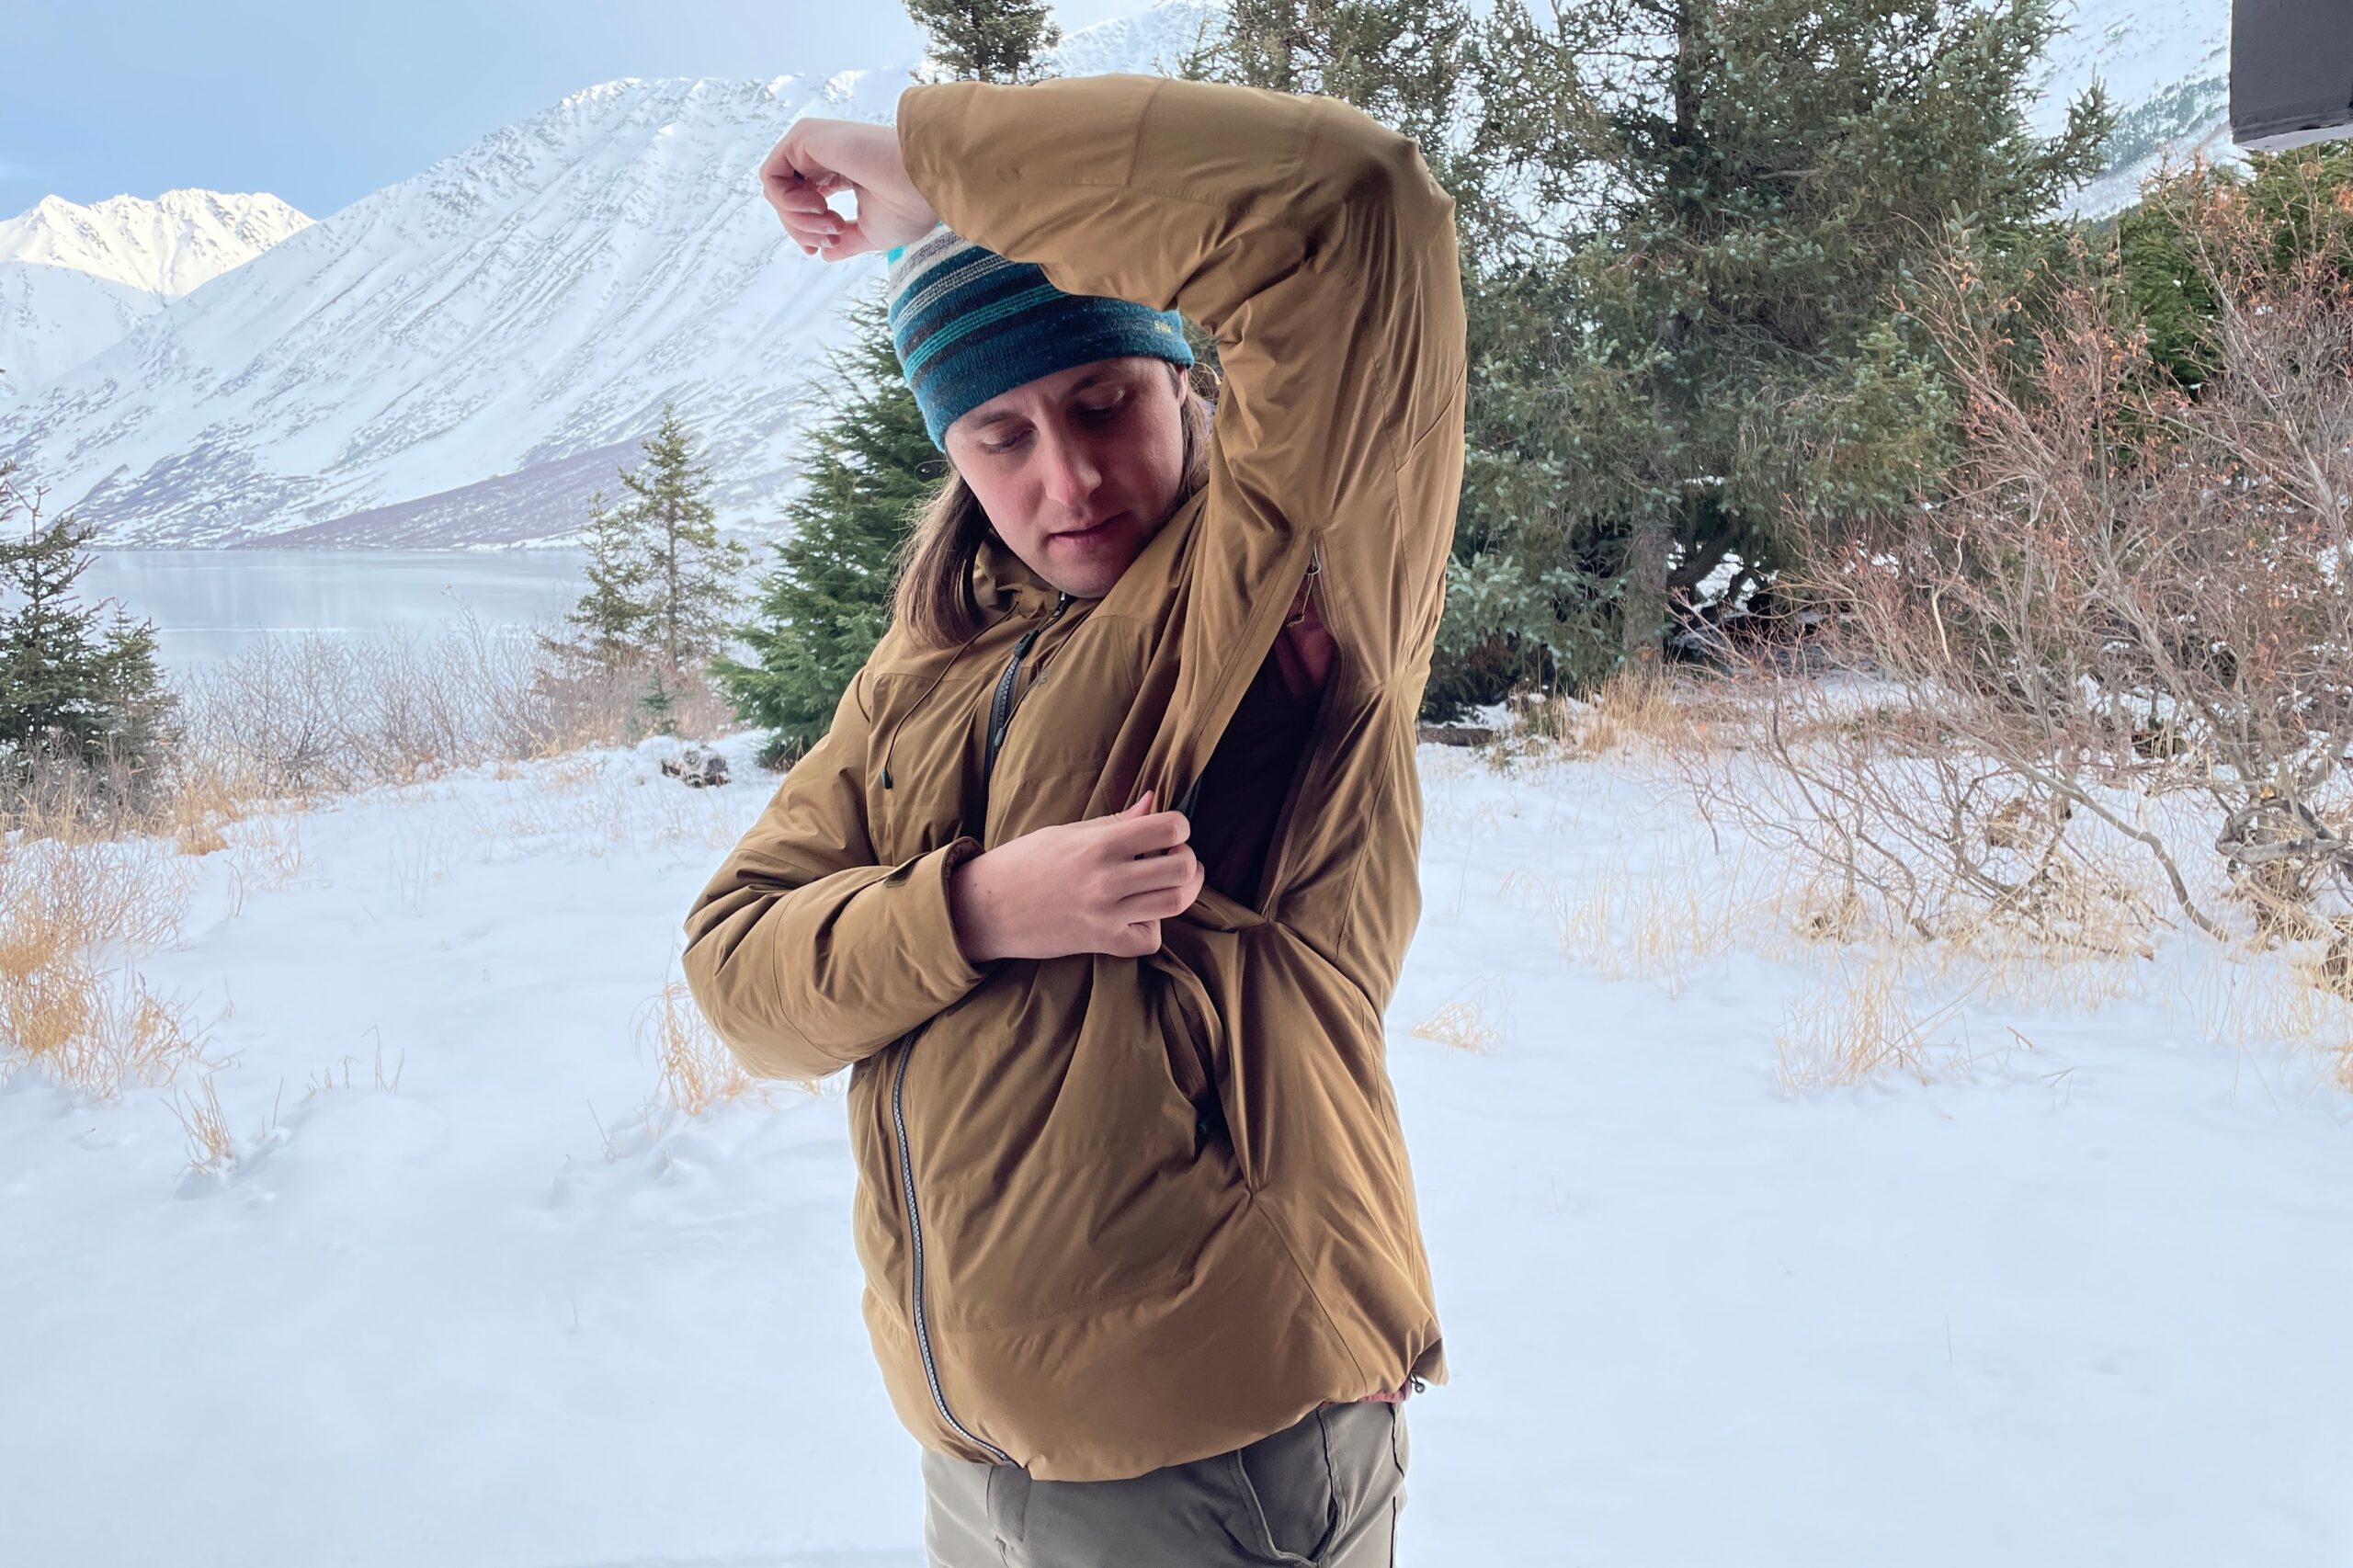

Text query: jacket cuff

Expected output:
[878,834,990,1000]
[895,82,986,245]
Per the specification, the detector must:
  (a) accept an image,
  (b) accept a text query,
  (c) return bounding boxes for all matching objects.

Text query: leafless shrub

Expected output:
[1710,161,2353,949]
[167,607,736,806]
[1669,672,2164,958]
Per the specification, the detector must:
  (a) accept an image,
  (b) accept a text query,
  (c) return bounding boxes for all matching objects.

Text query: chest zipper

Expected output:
[890,589,1071,1470]
[984,590,1075,784]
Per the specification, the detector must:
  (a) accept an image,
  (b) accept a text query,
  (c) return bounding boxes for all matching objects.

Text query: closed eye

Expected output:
[980,395,1129,455]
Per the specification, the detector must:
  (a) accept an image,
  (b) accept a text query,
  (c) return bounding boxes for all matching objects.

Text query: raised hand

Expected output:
[756,116,940,261]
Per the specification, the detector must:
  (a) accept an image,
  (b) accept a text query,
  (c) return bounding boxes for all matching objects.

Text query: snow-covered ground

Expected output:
[5,723,2351,1566]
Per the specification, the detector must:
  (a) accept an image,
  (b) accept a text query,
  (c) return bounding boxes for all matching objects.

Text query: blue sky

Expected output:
[10,2,1143,220]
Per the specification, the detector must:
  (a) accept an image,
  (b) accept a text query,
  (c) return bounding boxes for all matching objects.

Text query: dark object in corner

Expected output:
[2233,0,2353,151]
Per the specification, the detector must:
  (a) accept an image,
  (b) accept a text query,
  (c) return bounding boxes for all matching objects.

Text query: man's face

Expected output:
[944,355,1189,600]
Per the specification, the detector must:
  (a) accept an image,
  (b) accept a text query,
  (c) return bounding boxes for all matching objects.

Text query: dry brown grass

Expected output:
[1769,940,2017,1090]
[1506,838,1769,998]
[0,832,207,1097]
[1501,665,1728,764]
[166,1074,236,1174]
[640,974,811,1119]
[1409,990,1506,1053]
[305,1029,407,1099]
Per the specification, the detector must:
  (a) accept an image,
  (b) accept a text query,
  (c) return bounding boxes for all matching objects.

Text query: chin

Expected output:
[1059,564,1125,598]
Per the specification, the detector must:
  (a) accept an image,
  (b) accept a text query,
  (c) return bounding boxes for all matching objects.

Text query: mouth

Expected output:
[1054,512,1126,541]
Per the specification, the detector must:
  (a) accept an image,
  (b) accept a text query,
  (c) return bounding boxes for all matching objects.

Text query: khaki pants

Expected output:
[922,1400,1411,1567]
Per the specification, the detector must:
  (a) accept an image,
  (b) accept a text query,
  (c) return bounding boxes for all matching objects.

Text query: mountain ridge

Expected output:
[0,0,2235,549]
[0,187,311,403]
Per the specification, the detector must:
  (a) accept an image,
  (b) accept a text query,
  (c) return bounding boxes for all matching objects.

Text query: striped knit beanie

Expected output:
[884,220,1195,451]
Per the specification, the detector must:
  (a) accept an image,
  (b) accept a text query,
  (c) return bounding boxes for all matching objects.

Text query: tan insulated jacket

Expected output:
[682,71,1467,1483]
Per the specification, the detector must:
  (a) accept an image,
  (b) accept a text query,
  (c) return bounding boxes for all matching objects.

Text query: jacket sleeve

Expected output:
[680,667,990,1081]
[893,73,1468,688]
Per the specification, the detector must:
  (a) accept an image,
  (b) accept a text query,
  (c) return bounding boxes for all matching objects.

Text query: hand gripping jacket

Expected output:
[682,72,1468,1483]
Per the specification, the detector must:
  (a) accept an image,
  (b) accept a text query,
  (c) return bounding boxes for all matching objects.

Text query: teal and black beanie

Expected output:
[883,220,1195,451]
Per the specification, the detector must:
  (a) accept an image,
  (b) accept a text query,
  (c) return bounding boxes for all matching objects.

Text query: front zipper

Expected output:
[886,590,1070,1471]
[984,591,1074,786]
[891,1032,1013,1466]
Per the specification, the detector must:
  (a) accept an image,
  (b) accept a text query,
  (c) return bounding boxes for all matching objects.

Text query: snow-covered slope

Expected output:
[0,188,313,296]
[2037,0,2234,215]
[3,724,2348,1564]
[0,2,1223,550]
[0,189,310,403]
[0,0,2226,546]
[1049,0,1224,76]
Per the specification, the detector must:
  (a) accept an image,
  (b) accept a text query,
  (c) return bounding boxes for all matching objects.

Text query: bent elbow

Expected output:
[1304,97,1458,233]
[678,906,850,1085]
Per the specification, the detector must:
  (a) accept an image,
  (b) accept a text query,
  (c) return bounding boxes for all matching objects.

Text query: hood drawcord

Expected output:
[881,582,1073,788]
[880,615,998,790]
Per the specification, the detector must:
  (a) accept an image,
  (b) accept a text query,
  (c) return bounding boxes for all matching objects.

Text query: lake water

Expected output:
[77,550,595,673]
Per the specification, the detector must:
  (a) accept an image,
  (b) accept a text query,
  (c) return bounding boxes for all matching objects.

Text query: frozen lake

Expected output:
[77,549,596,672]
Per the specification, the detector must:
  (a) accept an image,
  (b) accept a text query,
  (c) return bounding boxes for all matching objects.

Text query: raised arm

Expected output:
[679,667,989,1081]
[892,72,1468,685]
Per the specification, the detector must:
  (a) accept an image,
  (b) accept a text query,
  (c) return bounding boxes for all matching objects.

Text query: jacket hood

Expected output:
[974,528,1065,619]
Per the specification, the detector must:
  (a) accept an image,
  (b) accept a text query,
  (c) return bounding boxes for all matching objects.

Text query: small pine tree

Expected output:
[543,404,749,740]
[638,665,679,738]
[539,485,655,672]
[0,460,175,787]
[905,0,1062,83]
[712,291,946,766]
[626,403,750,675]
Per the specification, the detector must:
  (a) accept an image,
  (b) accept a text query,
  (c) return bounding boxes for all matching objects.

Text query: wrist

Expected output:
[945,843,995,966]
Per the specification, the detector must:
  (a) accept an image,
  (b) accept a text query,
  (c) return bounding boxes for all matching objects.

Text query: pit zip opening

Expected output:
[1255,532,1340,915]
[891,587,1072,1471]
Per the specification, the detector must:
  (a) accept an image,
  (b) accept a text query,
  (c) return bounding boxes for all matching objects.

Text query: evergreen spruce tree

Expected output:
[714,0,1063,767]
[627,403,749,674]
[905,0,1061,83]
[712,292,947,767]
[539,485,655,672]
[1188,0,1476,164]
[2119,142,2353,390]
[1453,0,2113,684]
[0,460,174,786]
[548,404,745,665]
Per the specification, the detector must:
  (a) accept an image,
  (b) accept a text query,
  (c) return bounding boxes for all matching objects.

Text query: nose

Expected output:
[1036,415,1105,517]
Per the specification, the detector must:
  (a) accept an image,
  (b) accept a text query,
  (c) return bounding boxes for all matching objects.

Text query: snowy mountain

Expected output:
[0,0,2232,548]
[0,189,310,403]
[0,2,1225,550]
[2039,0,2234,216]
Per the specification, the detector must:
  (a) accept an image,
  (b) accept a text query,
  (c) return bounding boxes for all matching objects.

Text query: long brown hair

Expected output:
[888,358,1222,651]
